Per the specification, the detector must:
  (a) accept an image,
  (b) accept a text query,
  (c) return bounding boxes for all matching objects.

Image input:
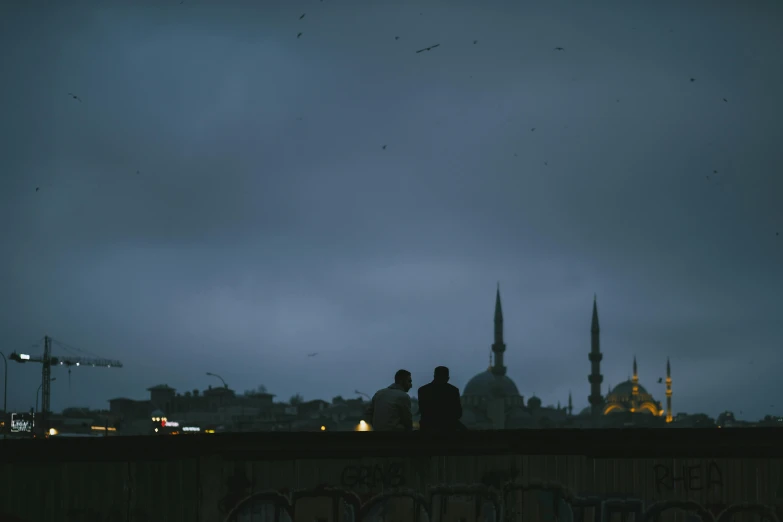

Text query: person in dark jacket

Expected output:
[417,366,463,432]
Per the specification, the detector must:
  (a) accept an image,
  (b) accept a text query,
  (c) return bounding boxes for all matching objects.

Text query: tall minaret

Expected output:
[632,356,639,396]
[491,284,507,376]
[665,357,673,423]
[568,391,573,416]
[588,295,604,418]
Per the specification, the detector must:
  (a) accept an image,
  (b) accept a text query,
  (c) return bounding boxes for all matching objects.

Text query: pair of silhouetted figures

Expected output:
[366,366,465,432]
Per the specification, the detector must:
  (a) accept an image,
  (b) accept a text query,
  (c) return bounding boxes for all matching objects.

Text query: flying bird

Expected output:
[67,92,81,102]
[35,187,39,192]
[531,128,535,132]
[473,40,478,44]
[690,78,695,82]
[544,161,548,166]
[299,13,305,19]
[382,145,387,150]
[307,353,318,357]
[415,43,440,53]
[723,98,728,103]
[554,47,564,51]
[395,36,399,40]
[657,378,663,383]
[297,32,302,38]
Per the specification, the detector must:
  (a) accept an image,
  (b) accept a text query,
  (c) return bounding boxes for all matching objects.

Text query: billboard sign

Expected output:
[10,412,34,433]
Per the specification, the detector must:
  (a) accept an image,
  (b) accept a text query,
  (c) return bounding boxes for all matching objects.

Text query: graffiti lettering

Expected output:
[653,461,723,494]
[340,463,405,489]
[225,484,782,522]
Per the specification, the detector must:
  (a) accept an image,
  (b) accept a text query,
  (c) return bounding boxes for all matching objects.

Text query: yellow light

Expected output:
[48,428,58,436]
[320,425,326,431]
[356,420,371,432]
[205,429,215,434]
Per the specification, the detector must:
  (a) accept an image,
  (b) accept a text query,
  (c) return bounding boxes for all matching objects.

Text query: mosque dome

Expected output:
[604,379,661,416]
[463,369,520,398]
[608,380,649,397]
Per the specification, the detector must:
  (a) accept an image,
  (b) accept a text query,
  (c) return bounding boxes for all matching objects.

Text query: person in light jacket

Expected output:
[366,369,413,431]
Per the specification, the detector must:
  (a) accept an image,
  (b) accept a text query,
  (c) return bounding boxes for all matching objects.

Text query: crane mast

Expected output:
[10,335,123,436]
[41,336,51,432]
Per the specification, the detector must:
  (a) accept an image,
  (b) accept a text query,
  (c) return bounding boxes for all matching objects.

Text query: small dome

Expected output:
[463,370,520,398]
[528,395,542,408]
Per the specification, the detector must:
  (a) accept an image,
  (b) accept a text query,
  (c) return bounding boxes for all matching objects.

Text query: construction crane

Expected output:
[10,335,122,436]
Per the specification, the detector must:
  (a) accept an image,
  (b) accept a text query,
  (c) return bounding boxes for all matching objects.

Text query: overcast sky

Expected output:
[1,1,781,422]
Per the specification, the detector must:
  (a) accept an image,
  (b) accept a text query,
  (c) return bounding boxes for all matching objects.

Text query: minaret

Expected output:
[632,356,639,395]
[491,284,507,376]
[588,295,604,418]
[568,391,573,416]
[665,357,673,423]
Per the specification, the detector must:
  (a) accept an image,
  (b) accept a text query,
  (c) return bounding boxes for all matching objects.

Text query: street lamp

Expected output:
[36,378,56,414]
[0,351,6,440]
[206,372,227,389]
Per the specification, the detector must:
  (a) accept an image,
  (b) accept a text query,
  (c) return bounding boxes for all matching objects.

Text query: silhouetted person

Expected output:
[366,369,413,431]
[417,366,463,433]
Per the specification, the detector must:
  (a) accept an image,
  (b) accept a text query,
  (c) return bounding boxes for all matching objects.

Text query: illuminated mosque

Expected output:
[460,287,674,429]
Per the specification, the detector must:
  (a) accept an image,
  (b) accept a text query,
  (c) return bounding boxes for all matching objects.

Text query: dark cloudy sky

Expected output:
[1,1,781,422]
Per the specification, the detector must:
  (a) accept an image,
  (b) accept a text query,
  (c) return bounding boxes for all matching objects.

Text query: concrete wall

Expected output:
[0,429,781,522]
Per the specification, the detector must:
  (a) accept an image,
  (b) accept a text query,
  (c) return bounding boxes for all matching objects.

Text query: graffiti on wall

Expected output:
[223,470,782,522]
[653,461,724,495]
[224,482,782,522]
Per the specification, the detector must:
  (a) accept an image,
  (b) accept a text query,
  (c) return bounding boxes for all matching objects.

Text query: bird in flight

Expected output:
[382,145,387,150]
[554,47,564,51]
[67,92,81,102]
[416,43,440,53]
[690,78,696,82]
[299,13,305,20]
[531,128,536,132]
[723,98,728,103]
[473,40,478,44]
[307,352,319,358]
[395,36,399,40]
[35,187,40,192]
[657,378,663,383]
[297,32,303,39]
